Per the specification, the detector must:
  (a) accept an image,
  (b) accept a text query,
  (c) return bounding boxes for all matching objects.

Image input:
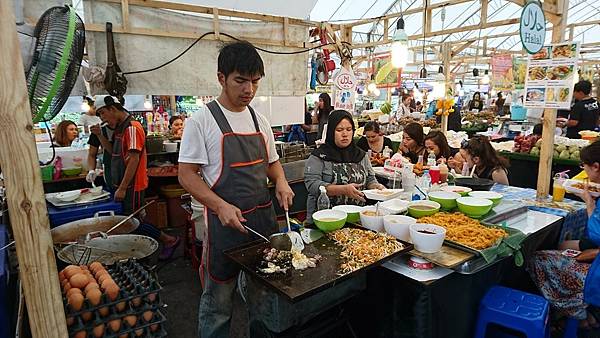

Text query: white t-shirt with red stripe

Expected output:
[178,101,279,187]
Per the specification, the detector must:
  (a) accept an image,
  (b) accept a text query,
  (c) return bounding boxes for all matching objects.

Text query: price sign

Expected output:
[520,1,546,54]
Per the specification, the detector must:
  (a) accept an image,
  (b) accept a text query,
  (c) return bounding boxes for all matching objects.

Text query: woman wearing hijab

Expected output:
[304,110,385,223]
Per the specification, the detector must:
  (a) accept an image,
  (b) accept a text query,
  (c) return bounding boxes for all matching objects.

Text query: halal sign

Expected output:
[334,67,356,90]
[520,1,546,54]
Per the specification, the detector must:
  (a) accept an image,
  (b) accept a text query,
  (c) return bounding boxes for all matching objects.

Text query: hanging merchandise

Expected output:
[310,25,337,85]
[310,54,318,90]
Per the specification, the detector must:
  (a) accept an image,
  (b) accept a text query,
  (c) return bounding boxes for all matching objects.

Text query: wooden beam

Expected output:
[442,42,451,134]
[451,40,475,57]
[505,0,559,16]
[0,2,68,337]
[383,18,389,44]
[212,7,219,40]
[481,0,488,26]
[121,0,130,30]
[283,17,289,47]
[425,0,433,34]
[537,0,569,199]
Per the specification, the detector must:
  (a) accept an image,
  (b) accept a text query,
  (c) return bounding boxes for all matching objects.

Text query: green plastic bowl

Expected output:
[312,209,347,232]
[468,191,503,207]
[407,201,441,218]
[428,191,461,210]
[456,197,493,219]
[332,205,363,223]
[61,167,82,177]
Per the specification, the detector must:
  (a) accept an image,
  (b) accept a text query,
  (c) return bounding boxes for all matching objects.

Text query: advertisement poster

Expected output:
[513,58,527,90]
[491,54,514,91]
[523,42,580,109]
[372,53,401,88]
[331,67,357,112]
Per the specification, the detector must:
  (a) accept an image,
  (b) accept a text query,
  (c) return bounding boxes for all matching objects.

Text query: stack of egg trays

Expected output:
[65,260,167,337]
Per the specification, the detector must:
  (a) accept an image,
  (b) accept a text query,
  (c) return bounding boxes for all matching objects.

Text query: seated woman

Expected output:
[455,135,509,184]
[529,141,600,329]
[168,115,184,139]
[304,110,385,223]
[356,121,394,154]
[424,130,458,163]
[399,122,427,164]
[53,120,79,147]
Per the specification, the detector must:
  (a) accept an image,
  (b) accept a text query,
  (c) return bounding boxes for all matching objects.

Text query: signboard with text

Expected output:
[332,67,357,112]
[520,1,546,54]
[491,54,514,91]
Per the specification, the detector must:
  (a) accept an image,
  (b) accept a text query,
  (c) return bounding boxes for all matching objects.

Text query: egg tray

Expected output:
[68,309,167,338]
[63,260,163,318]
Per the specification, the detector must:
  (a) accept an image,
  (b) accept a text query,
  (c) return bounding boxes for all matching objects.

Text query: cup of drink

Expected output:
[429,166,440,184]
[552,173,568,202]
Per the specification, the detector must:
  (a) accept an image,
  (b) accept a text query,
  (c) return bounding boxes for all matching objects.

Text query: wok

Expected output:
[51,211,139,244]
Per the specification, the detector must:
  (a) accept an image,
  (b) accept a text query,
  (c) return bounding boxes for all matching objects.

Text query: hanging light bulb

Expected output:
[391,18,409,68]
[472,68,479,77]
[419,67,428,79]
[438,65,444,74]
[481,70,490,85]
[144,95,152,109]
[373,88,381,97]
[367,74,377,92]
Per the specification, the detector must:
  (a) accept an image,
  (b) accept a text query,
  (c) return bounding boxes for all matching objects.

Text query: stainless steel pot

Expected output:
[51,211,139,244]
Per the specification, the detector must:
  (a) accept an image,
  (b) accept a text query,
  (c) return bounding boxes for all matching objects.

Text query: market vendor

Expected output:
[305,110,384,223]
[456,135,509,184]
[315,92,333,139]
[356,121,393,154]
[168,115,184,139]
[95,95,181,260]
[424,130,458,163]
[494,92,505,114]
[399,122,427,164]
[468,92,484,112]
[529,140,600,329]
[53,120,79,147]
[177,42,294,338]
[566,80,599,139]
[392,94,412,121]
[78,96,101,134]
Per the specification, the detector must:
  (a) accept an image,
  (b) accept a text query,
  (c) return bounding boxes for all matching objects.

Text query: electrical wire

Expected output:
[123,31,350,76]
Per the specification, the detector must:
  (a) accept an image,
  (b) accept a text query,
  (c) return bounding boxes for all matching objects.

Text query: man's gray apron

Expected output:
[203,101,277,283]
[110,115,134,190]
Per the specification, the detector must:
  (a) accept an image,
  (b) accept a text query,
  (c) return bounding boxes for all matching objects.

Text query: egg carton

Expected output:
[68,308,167,338]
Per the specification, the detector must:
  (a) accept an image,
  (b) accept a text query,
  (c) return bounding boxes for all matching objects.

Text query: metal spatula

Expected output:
[244,225,292,251]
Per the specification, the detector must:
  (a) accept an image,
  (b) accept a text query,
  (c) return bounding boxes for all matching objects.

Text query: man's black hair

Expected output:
[574,80,592,95]
[581,140,600,166]
[218,41,265,79]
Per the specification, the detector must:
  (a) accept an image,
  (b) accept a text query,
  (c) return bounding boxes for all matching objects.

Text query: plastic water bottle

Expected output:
[317,186,330,210]
[427,151,436,166]
[383,146,392,158]
[421,170,432,191]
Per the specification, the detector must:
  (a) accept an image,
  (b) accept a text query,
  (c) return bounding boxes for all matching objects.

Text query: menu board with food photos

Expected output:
[524,42,580,109]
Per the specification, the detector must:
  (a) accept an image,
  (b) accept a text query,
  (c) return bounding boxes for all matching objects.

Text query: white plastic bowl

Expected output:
[383,215,416,241]
[359,206,389,232]
[380,198,410,215]
[55,190,81,202]
[409,223,446,253]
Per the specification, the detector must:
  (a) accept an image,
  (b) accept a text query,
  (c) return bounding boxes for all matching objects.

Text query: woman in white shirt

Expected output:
[393,94,413,122]
[78,96,101,133]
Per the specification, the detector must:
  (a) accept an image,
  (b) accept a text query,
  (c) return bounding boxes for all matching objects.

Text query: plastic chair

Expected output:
[474,286,550,338]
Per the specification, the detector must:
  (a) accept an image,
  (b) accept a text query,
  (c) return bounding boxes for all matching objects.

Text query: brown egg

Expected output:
[86,288,102,306]
[105,283,120,301]
[58,271,66,281]
[66,287,83,299]
[82,311,93,322]
[67,293,84,311]
[94,269,109,279]
[123,315,137,327]
[100,278,116,291]
[142,310,153,322]
[147,293,157,302]
[66,316,75,326]
[70,273,89,289]
[99,307,109,317]
[131,297,141,308]
[62,282,72,294]
[108,319,121,332]
[135,328,144,336]
[80,265,89,271]
[89,262,104,274]
[92,324,105,338]
[64,265,82,280]
[150,324,159,332]
[119,334,128,338]
[73,330,87,338]
[115,301,126,312]
[84,282,100,294]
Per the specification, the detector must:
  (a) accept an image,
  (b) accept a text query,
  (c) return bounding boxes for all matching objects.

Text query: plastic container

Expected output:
[317,186,330,211]
[159,184,187,228]
[48,201,123,228]
[510,105,527,121]
[41,164,55,182]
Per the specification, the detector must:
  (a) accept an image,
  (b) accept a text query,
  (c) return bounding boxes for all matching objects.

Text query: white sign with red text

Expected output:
[332,67,357,112]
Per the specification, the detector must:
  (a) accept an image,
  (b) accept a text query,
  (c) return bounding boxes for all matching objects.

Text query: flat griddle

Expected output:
[224,232,413,302]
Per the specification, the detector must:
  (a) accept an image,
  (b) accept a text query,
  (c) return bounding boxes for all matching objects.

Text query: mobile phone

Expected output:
[561,249,581,257]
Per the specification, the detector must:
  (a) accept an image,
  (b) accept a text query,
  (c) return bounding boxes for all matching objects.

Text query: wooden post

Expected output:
[0,2,68,337]
[170,95,177,115]
[441,42,451,134]
[213,7,220,40]
[383,18,389,43]
[121,0,130,30]
[283,17,289,47]
[537,0,568,198]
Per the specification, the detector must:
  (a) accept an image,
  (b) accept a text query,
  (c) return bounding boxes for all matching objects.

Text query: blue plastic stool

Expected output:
[474,286,550,338]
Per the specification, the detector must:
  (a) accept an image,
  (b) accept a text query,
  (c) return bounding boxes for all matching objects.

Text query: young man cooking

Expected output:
[95,95,180,259]
[178,41,295,338]
[566,80,600,139]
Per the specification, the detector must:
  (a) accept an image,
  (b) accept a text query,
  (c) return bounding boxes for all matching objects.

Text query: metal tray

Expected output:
[46,190,111,208]
[441,222,519,257]
[224,230,413,302]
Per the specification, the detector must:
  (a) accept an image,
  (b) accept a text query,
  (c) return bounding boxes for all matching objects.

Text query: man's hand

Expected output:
[275,179,295,211]
[576,248,599,263]
[216,202,248,234]
[86,170,97,183]
[344,183,365,202]
[90,124,102,136]
[114,187,126,202]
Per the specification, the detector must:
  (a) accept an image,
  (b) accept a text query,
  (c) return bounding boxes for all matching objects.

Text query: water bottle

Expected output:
[317,186,330,210]
[383,146,392,158]
[421,170,432,191]
[461,162,470,176]
[427,151,436,166]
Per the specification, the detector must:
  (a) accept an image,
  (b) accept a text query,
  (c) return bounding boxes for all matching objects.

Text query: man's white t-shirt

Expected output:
[178,101,279,187]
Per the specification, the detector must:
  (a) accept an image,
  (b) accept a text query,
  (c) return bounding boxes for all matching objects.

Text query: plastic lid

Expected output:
[319,186,327,193]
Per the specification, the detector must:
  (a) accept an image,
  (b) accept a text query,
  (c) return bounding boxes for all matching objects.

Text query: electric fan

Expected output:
[26,5,85,123]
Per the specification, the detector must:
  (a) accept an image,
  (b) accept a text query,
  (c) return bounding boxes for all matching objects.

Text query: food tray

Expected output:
[563,179,600,198]
[64,260,165,337]
[47,189,111,208]
[224,228,413,302]
[442,223,521,256]
[363,189,403,201]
